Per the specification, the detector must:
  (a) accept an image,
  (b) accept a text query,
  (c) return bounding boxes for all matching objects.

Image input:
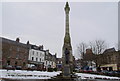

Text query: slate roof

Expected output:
[0,37,29,48]
[103,48,116,54]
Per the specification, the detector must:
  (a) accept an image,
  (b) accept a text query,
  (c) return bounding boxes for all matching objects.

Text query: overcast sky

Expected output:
[2,2,118,58]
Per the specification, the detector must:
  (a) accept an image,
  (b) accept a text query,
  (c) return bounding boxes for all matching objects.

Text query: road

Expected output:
[1,78,119,81]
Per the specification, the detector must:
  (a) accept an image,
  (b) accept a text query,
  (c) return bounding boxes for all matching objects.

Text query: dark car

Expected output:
[101,70,109,74]
[108,71,120,75]
[15,66,22,70]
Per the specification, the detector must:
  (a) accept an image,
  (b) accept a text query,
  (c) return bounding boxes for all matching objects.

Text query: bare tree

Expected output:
[77,39,107,69]
[89,41,97,54]
[89,39,107,54]
[77,42,87,59]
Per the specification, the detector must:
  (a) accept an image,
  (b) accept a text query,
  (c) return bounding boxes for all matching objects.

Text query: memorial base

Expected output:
[62,65,71,77]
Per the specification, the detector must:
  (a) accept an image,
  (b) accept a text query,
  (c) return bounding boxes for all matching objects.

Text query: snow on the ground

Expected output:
[1,69,120,80]
[76,73,120,80]
[0,69,61,79]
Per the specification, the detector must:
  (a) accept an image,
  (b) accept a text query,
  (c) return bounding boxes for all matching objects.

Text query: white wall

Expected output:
[28,49,45,63]
[28,49,56,69]
[44,60,56,68]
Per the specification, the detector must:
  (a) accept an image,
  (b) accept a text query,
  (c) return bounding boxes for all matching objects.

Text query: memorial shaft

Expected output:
[62,2,73,77]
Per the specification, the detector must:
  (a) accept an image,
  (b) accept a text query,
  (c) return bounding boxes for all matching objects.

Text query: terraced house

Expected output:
[96,48,120,71]
[0,37,29,70]
[27,44,45,70]
[0,37,58,71]
[44,50,57,70]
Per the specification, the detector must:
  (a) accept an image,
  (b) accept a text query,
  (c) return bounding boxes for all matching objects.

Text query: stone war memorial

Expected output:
[62,2,74,77]
[48,2,76,81]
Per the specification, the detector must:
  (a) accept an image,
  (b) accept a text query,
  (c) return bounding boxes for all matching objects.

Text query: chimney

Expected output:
[45,49,49,55]
[86,49,93,54]
[47,49,49,52]
[27,41,29,45]
[38,45,43,50]
[55,53,57,57]
[42,45,43,50]
[55,53,57,56]
[16,38,20,42]
[46,49,49,53]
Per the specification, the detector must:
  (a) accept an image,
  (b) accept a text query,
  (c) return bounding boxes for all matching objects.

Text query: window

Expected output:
[37,52,38,56]
[17,47,20,52]
[36,58,38,61]
[9,47,12,51]
[40,53,42,56]
[40,58,41,62]
[52,62,53,65]
[46,61,47,65]
[33,51,34,55]
[7,60,10,65]
[23,62,26,66]
[32,57,34,61]
[16,54,19,59]
[15,61,17,66]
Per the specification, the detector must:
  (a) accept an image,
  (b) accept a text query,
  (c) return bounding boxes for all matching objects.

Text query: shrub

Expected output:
[48,68,53,72]
[53,68,57,71]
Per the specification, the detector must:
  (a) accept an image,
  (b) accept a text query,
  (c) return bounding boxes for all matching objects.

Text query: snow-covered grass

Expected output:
[1,69,119,80]
[0,69,61,79]
[76,73,120,80]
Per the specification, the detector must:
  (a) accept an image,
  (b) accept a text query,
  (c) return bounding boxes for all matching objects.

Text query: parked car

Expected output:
[108,71,120,75]
[31,66,37,70]
[15,66,22,70]
[75,68,80,72]
[6,65,15,70]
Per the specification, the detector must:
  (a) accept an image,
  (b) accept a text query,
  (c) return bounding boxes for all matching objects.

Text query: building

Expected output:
[96,48,120,71]
[27,42,57,71]
[80,49,96,71]
[27,44,45,70]
[44,50,57,70]
[0,37,57,71]
[56,58,62,71]
[0,37,29,70]
[52,54,57,68]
